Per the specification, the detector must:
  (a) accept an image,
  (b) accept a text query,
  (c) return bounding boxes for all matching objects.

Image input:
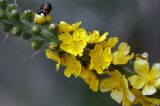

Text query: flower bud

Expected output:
[7,4,16,12]
[0,0,6,10]
[20,10,33,22]
[31,25,41,35]
[31,40,44,50]
[7,9,20,20]
[21,32,32,40]
[11,26,22,37]
[3,22,13,32]
[45,14,51,23]
[48,23,56,32]
[0,9,5,19]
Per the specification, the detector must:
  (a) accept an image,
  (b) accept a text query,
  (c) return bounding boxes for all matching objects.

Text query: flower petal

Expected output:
[134,58,149,77]
[59,21,70,32]
[153,77,160,87]
[106,37,118,48]
[79,68,99,92]
[142,85,156,95]
[110,88,123,103]
[70,21,82,31]
[129,75,146,89]
[45,49,61,70]
[63,55,81,78]
[110,70,122,81]
[118,42,130,56]
[150,63,160,79]
[99,78,115,92]
[122,76,135,102]
[59,21,81,32]
[112,42,134,65]
[101,47,112,70]
[99,32,108,42]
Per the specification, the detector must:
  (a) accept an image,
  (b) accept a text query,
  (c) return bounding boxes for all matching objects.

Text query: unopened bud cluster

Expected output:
[0,0,56,50]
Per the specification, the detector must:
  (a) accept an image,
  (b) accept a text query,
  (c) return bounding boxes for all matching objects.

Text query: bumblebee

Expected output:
[37,2,52,16]
[34,2,52,25]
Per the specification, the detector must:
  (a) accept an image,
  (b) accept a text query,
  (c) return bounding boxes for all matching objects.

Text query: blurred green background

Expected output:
[0,0,160,106]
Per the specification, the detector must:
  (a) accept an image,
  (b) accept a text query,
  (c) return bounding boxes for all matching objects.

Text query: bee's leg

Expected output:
[2,33,9,45]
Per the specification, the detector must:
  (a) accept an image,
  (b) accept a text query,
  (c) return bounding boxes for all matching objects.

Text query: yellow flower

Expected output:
[87,30,108,43]
[59,28,89,56]
[59,21,82,32]
[46,49,61,70]
[34,13,46,25]
[46,47,81,78]
[112,42,134,65]
[131,88,160,106]
[129,58,160,95]
[79,67,99,92]
[99,70,135,105]
[34,13,51,24]
[62,54,81,78]
[89,43,112,74]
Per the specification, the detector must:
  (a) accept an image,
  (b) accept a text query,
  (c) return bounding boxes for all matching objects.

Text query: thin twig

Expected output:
[3,33,9,44]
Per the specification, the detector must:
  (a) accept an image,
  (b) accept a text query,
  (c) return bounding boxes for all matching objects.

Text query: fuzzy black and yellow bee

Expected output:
[36,2,52,16]
[34,2,52,25]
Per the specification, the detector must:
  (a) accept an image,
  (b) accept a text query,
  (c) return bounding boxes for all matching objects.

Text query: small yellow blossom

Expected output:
[89,43,112,74]
[46,49,61,70]
[34,13,51,24]
[131,88,160,106]
[129,58,160,95]
[99,70,135,105]
[112,42,134,65]
[46,49,81,77]
[87,30,108,43]
[79,67,99,92]
[34,13,46,25]
[62,54,81,78]
[59,21,82,32]
[59,28,89,56]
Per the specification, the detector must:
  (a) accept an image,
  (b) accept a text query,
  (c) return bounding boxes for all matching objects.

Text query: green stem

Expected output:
[1,18,59,44]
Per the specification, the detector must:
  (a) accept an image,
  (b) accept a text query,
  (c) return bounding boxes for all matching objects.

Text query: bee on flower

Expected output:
[34,2,52,24]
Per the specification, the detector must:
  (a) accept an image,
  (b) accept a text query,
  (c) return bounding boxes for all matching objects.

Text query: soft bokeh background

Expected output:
[0,0,160,106]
